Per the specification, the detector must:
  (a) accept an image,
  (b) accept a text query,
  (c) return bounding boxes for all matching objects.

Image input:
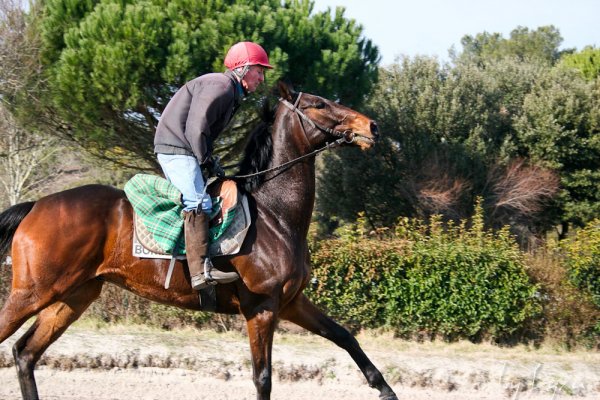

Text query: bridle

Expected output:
[279,92,357,144]
[225,93,358,180]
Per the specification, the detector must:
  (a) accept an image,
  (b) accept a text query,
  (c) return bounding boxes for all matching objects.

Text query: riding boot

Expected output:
[183,210,210,290]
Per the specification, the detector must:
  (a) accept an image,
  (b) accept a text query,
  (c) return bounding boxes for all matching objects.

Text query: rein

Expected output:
[224,93,356,180]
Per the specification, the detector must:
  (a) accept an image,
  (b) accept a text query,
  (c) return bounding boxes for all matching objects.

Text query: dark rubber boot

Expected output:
[183,210,210,290]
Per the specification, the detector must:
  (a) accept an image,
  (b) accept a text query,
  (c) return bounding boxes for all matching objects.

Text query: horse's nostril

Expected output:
[370,121,379,137]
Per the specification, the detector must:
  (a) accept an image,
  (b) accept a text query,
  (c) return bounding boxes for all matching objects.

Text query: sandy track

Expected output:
[0,323,598,399]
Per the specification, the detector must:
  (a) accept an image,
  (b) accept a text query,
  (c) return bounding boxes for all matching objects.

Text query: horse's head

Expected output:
[278,82,379,150]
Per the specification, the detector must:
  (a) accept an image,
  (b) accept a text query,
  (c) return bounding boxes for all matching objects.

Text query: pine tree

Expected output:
[34,0,379,169]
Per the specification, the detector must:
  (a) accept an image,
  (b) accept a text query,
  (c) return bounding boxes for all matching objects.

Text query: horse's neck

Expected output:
[255,120,316,231]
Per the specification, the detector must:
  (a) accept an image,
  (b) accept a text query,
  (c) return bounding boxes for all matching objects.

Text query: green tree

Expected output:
[455,25,565,65]
[514,67,600,227]
[317,55,558,238]
[559,46,600,81]
[317,57,444,228]
[34,0,379,169]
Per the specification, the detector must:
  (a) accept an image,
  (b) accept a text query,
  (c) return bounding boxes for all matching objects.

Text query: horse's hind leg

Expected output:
[280,294,398,400]
[0,288,45,346]
[12,279,103,400]
[0,284,62,377]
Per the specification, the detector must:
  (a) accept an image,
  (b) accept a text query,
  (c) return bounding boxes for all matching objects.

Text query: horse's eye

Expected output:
[314,102,326,109]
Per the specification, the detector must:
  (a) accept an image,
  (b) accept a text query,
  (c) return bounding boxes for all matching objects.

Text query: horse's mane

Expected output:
[236,100,277,192]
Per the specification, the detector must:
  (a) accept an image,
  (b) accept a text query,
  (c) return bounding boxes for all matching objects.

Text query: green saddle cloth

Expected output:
[124,174,235,254]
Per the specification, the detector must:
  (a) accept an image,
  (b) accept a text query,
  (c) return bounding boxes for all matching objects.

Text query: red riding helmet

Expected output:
[224,42,274,70]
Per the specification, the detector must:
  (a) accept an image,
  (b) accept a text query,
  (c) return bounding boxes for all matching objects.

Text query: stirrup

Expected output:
[191,259,240,290]
[190,274,205,291]
[203,258,218,286]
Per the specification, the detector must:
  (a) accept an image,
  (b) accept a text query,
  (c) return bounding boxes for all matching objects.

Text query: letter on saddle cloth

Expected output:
[129,176,251,259]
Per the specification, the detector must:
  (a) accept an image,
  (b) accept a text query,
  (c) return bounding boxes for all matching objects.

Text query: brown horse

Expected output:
[0,83,398,400]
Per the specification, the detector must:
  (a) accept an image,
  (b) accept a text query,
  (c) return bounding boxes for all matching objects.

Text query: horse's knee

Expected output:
[12,342,35,374]
[12,341,41,400]
[253,367,272,396]
[12,321,41,370]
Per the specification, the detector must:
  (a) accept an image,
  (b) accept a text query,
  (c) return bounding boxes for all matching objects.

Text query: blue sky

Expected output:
[312,0,600,65]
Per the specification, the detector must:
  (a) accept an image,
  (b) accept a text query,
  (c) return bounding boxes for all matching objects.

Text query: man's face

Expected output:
[242,65,265,93]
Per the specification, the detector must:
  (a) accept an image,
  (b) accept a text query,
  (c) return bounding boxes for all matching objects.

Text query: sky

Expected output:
[312,0,600,65]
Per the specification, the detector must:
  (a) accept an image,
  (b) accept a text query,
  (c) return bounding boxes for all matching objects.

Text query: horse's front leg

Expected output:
[280,293,398,400]
[243,302,277,400]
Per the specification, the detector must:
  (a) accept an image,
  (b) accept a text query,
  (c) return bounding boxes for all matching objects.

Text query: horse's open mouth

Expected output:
[354,133,376,148]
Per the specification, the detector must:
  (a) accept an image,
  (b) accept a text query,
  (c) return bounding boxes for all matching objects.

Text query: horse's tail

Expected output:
[0,201,36,258]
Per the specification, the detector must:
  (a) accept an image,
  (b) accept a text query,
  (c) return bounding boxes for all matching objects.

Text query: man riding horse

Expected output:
[154,42,273,290]
[0,54,397,399]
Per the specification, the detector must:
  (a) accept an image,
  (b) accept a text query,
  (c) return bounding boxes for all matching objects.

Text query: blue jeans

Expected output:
[157,153,212,213]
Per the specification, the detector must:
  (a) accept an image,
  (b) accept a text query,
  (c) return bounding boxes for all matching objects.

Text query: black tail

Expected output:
[0,201,36,257]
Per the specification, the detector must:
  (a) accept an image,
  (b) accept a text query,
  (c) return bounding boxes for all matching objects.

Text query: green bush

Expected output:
[307,205,542,341]
[309,235,406,330]
[561,219,600,345]
[563,219,600,307]
[385,217,540,341]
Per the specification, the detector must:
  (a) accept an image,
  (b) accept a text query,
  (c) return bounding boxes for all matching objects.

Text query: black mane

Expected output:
[235,100,277,192]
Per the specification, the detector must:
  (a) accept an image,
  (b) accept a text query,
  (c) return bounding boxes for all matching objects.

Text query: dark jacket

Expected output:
[154,70,244,164]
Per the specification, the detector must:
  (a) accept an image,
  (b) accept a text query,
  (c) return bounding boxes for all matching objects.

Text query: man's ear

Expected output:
[277,80,295,100]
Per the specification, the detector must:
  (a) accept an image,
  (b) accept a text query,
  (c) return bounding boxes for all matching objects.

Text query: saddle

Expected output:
[124,175,251,301]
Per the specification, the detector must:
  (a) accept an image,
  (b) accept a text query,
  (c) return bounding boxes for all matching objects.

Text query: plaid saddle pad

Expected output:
[124,174,243,255]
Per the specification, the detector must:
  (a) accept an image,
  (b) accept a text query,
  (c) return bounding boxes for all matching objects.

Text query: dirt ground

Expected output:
[0,322,598,400]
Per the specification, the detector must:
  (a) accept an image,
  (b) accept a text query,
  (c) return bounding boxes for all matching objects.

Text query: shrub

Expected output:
[526,245,600,349]
[307,204,542,341]
[563,219,600,307]
[559,219,600,345]
[309,234,406,330]
[385,219,540,341]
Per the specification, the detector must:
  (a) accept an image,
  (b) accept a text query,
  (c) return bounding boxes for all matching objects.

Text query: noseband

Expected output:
[279,93,356,144]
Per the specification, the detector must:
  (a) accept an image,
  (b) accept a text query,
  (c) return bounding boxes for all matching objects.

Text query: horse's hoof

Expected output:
[379,394,399,400]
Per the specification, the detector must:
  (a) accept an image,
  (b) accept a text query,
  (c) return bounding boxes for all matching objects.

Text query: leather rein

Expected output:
[225,93,357,180]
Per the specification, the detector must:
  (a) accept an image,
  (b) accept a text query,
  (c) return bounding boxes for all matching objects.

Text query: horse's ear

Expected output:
[277,80,294,101]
